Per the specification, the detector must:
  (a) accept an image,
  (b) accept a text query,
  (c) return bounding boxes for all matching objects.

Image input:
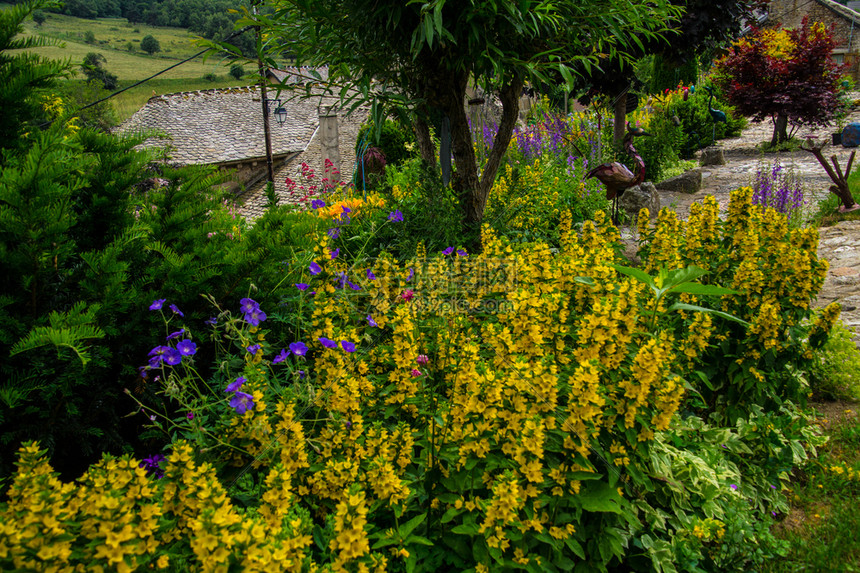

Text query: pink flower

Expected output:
[401,290,414,302]
[416,354,429,366]
[411,369,422,377]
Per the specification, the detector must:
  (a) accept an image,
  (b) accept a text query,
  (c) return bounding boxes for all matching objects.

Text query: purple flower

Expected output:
[139,454,165,479]
[177,340,197,356]
[456,249,467,257]
[342,206,352,214]
[334,272,348,289]
[186,412,194,420]
[162,347,182,366]
[330,248,340,260]
[416,354,429,366]
[367,315,378,327]
[341,340,356,352]
[247,344,261,355]
[273,348,290,364]
[729,484,738,490]
[309,261,322,275]
[318,337,337,349]
[240,298,259,314]
[289,342,308,356]
[230,391,255,415]
[295,283,309,291]
[366,268,376,280]
[311,199,326,209]
[169,304,184,317]
[297,370,306,379]
[244,308,267,327]
[205,316,218,326]
[327,227,341,239]
[347,281,362,291]
[225,376,246,393]
[388,210,404,222]
[149,299,166,311]
[407,268,414,282]
[441,247,455,255]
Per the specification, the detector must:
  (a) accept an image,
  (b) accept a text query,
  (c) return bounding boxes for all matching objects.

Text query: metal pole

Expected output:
[254,3,275,185]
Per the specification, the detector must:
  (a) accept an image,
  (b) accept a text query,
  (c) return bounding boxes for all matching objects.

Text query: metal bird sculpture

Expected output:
[703,86,727,143]
[585,125,651,225]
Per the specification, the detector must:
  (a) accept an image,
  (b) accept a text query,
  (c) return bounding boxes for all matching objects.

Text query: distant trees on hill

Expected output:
[13,0,256,57]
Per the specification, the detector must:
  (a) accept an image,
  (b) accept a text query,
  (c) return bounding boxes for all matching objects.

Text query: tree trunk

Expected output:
[413,115,436,165]
[614,93,627,145]
[771,114,789,146]
[438,73,522,236]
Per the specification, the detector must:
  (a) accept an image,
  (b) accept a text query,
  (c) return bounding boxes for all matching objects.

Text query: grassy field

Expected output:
[5,5,252,121]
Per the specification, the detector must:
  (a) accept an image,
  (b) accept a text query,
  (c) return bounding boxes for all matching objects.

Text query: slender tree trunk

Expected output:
[436,72,522,237]
[614,93,627,145]
[413,115,436,165]
[772,113,788,146]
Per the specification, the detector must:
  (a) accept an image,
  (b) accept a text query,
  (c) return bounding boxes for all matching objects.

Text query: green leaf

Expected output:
[609,263,655,288]
[667,283,738,296]
[451,523,480,535]
[398,513,426,538]
[573,276,595,286]
[669,303,749,326]
[578,481,623,514]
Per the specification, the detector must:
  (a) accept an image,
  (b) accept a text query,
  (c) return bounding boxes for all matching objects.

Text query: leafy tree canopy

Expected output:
[713,17,846,145]
[249,0,681,232]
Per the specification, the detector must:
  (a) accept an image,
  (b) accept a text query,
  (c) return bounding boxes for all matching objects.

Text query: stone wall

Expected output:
[767,0,860,80]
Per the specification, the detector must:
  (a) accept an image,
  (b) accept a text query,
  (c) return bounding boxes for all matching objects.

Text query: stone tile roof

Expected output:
[117,83,340,165]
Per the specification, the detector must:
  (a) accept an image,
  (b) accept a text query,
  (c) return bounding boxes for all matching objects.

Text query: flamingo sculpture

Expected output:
[585,125,651,224]
[703,86,726,143]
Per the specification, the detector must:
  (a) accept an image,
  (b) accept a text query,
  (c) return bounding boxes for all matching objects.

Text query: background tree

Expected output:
[140,33,160,55]
[31,9,45,26]
[249,0,679,235]
[0,0,69,154]
[81,52,119,91]
[229,62,244,80]
[713,18,846,146]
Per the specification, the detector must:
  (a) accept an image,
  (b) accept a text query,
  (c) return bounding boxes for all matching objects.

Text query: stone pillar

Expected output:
[320,106,340,176]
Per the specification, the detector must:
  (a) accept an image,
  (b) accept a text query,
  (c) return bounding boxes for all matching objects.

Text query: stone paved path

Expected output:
[649,112,860,348]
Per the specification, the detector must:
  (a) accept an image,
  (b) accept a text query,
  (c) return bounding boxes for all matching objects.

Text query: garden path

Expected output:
[647,112,860,348]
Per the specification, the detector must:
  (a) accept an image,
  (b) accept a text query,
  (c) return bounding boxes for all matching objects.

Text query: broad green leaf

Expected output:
[578,481,623,514]
[610,263,656,288]
[398,513,426,538]
[667,283,738,296]
[669,303,749,326]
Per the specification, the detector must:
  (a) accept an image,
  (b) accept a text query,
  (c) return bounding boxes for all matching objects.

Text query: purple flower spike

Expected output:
[309,261,322,276]
[240,298,259,314]
[289,342,308,356]
[230,391,255,415]
[367,315,378,327]
[273,348,290,364]
[318,337,337,349]
[169,304,184,317]
[341,340,356,352]
[366,268,376,280]
[177,340,197,356]
[295,283,309,291]
[149,299,166,311]
[225,376,246,393]
[166,329,185,341]
[442,247,454,255]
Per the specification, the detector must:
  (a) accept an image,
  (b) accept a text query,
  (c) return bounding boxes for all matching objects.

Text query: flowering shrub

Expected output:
[1,186,836,571]
[638,189,835,423]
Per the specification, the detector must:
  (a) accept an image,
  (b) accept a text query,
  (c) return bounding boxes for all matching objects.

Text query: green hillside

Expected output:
[4,4,252,121]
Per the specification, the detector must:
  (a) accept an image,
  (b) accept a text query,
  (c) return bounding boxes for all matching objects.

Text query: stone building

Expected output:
[116,67,369,220]
[766,0,860,80]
